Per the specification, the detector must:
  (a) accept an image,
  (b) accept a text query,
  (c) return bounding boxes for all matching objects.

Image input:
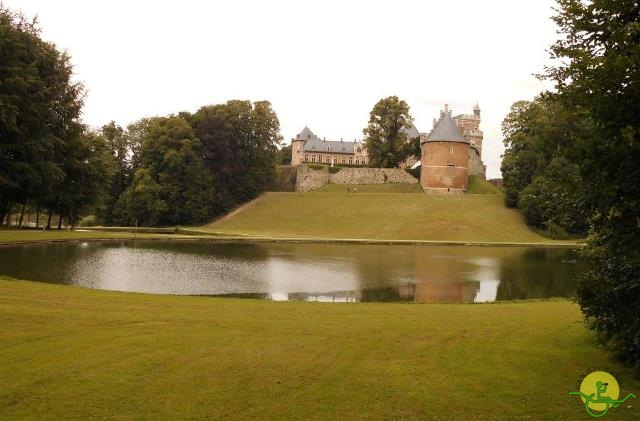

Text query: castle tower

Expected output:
[290,126,316,165]
[420,105,470,193]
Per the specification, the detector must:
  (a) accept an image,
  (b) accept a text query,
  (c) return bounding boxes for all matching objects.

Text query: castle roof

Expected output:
[425,113,467,144]
[295,126,318,141]
[302,137,362,154]
[294,126,364,154]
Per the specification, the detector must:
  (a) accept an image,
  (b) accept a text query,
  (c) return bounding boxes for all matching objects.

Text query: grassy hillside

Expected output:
[201,192,573,244]
[467,175,502,194]
[1,278,637,419]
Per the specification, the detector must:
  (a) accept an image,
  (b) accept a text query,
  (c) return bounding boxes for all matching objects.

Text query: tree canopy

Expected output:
[0,5,112,227]
[363,96,415,168]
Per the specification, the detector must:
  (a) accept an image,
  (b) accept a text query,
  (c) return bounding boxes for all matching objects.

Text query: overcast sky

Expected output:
[7,0,558,178]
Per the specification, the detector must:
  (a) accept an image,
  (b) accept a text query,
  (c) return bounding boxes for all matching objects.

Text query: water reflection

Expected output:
[0,241,586,303]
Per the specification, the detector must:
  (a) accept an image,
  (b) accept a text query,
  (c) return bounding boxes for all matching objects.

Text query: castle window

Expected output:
[312,155,316,162]
[355,159,360,165]
[349,157,353,164]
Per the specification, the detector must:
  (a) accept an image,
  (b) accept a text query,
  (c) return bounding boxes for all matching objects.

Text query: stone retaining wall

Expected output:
[295,165,418,192]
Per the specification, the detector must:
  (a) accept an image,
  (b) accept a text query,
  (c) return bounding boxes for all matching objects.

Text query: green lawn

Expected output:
[0,229,196,244]
[0,278,637,419]
[200,192,575,244]
[467,175,502,194]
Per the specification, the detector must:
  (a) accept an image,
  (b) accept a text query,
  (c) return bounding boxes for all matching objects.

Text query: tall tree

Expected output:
[362,96,414,168]
[0,5,84,225]
[194,100,281,213]
[545,0,640,372]
[101,121,130,224]
[114,116,214,226]
[500,97,580,208]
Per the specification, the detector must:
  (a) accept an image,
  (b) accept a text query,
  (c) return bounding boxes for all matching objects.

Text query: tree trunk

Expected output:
[18,202,26,228]
[5,199,13,226]
[35,202,40,228]
[57,211,63,230]
[0,196,7,227]
[46,209,53,230]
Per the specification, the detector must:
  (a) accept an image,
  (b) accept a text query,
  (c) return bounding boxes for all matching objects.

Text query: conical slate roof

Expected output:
[295,126,318,141]
[426,114,467,143]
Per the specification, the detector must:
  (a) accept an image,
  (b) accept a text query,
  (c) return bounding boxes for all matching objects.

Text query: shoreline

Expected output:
[0,230,581,248]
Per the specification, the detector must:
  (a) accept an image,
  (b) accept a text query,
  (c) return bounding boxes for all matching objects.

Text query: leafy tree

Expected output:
[58,129,115,227]
[500,97,580,207]
[363,96,414,168]
[545,0,640,372]
[114,169,167,227]
[277,144,292,165]
[101,121,130,224]
[194,100,281,213]
[0,5,84,225]
[517,157,588,236]
[115,116,215,226]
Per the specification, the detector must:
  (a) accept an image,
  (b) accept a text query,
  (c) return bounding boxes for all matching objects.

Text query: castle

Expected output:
[290,104,486,193]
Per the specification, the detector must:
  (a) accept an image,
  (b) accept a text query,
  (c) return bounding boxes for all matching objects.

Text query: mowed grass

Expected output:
[1,278,638,419]
[202,192,574,244]
[467,175,502,194]
[0,229,196,244]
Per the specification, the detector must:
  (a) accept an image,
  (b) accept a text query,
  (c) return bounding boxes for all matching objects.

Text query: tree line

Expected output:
[0,5,281,228]
[501,0,640,373]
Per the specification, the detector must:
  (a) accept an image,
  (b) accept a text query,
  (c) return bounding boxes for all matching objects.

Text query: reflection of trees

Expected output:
[0,242,100,284]
[131,240,271,260]
[496,248,587,300]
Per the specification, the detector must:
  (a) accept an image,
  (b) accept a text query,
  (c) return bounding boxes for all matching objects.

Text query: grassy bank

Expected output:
[200,192,576,244]
[0,229,200,245]
[0,278,637,419]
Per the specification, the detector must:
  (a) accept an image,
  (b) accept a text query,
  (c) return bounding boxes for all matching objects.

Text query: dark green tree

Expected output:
[0,5,84,225]
[500,97,580,208]
[277,144,292,165]
[101,121,130,224]
[114,116,214,226]
[517,157,588,236]
[114,169,167,227]
[362,96,414,168]
[545,0,640,372]
[194,100,281,213]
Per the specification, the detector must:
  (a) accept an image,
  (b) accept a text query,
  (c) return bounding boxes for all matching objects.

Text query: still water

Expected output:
[0,241,586,303]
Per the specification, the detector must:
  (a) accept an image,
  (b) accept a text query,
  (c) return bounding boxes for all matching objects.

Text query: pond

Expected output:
[0,241,587,303]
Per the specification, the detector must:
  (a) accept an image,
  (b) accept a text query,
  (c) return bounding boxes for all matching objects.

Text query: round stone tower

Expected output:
[420,105,470,193]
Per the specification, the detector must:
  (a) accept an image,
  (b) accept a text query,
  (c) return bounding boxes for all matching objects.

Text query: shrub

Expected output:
[308,164,325,171]
[328,166,341,174]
